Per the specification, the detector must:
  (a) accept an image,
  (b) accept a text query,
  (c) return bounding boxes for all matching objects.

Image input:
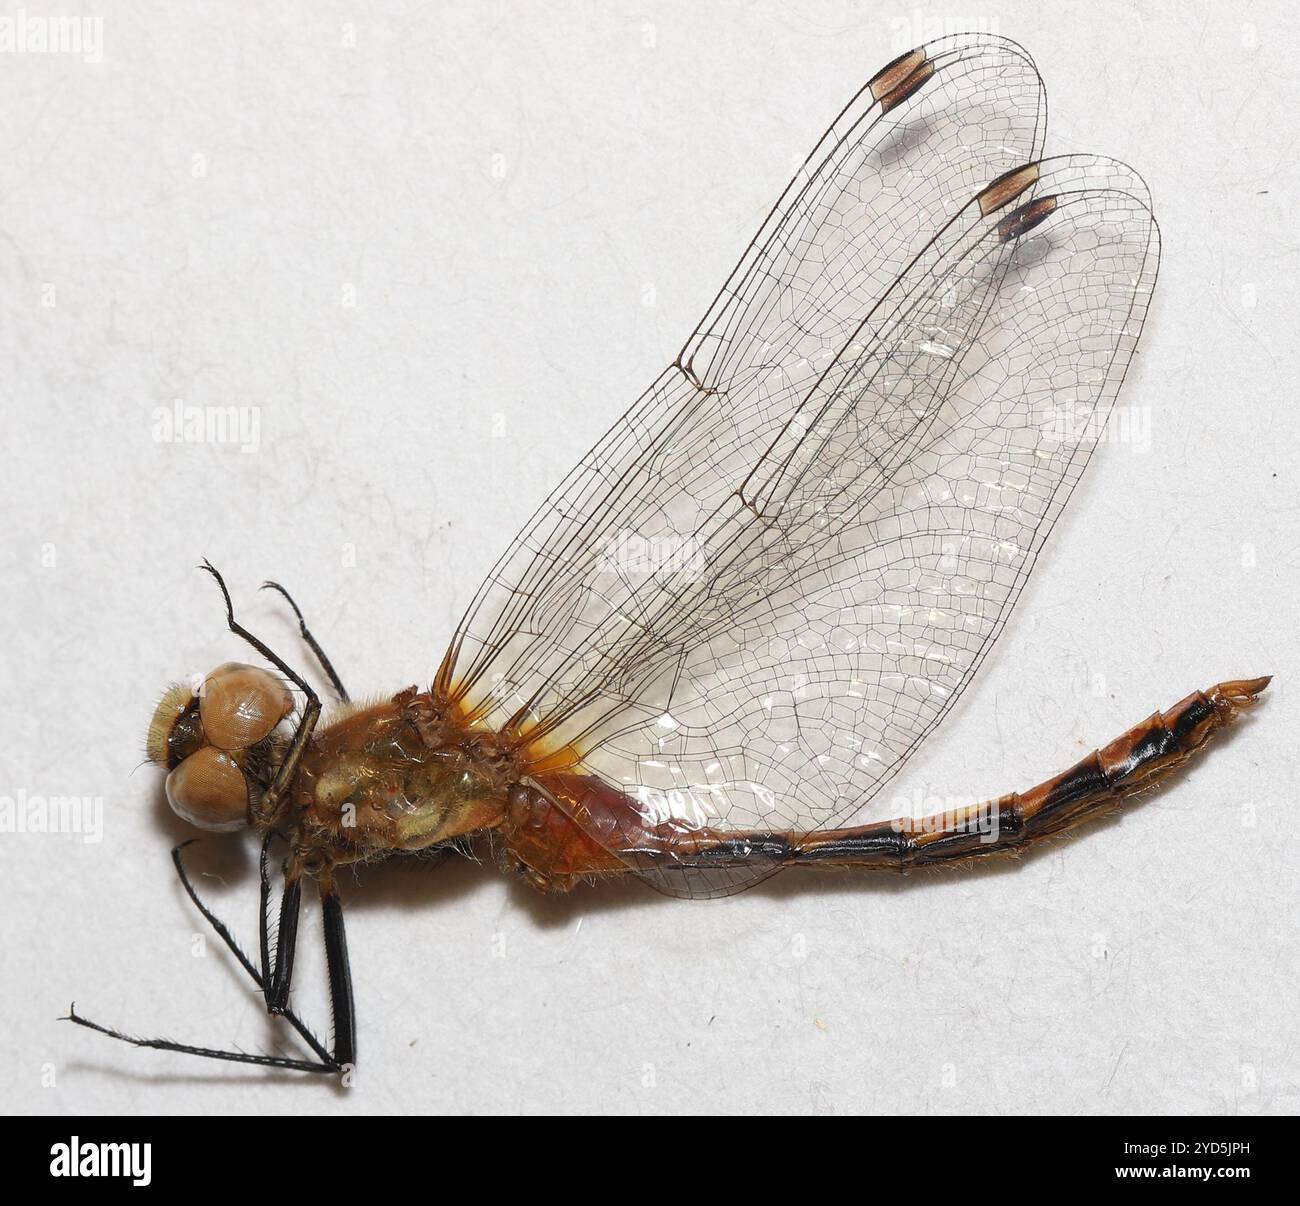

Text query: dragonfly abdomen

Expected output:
[493,677,1270,890]
[785,676,1271,871]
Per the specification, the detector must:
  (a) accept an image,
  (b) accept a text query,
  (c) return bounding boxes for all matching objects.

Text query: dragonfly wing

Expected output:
[442,36,1048,726]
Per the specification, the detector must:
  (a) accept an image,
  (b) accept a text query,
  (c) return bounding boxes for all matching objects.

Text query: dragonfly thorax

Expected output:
[294,689,516,861]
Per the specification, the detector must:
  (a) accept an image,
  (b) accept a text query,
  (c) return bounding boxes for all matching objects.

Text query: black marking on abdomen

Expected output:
[1170,693,1216,744]
[793,828,911,864]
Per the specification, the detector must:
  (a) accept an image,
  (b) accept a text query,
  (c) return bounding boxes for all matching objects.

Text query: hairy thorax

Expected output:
[292,688,517,863]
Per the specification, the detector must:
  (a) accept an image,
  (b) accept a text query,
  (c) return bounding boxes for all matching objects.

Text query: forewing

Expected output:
[442,36,1048,728]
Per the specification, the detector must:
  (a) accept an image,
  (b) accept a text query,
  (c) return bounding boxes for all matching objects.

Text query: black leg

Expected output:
[201,561,317,699]
[320,874,356,1070]
[63,841,340,1073]
[258,831,274,990]
[261,580,351,703]
[176,838,330,1063]
[64,1006,339,1074]
[267,872,302,1015]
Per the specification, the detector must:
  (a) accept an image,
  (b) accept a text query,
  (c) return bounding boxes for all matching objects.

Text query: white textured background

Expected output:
[2,0,1297,1116]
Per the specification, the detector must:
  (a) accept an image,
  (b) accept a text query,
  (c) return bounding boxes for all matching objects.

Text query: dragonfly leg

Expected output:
[320,870,356,1069]
[180,835,330,1062]
[62,840,341,1074]
[262,847,302,1015]
[63,1006,340,1074]
[261,579,351,703]
[257,836,353,1069]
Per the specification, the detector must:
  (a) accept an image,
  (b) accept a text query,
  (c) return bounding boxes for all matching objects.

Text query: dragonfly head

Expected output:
[147,662,294,832]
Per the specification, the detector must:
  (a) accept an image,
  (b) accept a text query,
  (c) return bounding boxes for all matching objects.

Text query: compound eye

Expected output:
[199,662,294,751]
[164,746,249,832]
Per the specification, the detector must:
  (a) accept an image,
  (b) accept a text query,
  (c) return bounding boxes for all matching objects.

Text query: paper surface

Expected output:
[1,0,1296,1115]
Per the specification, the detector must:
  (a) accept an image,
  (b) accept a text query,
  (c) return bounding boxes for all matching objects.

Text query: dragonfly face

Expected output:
[147,662,293,832]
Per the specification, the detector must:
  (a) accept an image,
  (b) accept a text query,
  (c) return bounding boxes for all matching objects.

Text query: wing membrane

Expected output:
[442,36,1048,725]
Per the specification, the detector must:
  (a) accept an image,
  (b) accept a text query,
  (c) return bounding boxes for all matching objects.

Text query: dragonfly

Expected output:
[69,33,1269,1075]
